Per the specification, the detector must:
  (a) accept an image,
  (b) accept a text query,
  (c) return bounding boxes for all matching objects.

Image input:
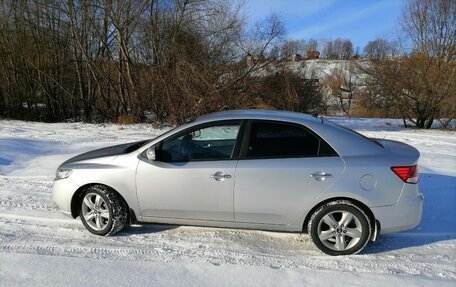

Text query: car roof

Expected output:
[195,109,321,124]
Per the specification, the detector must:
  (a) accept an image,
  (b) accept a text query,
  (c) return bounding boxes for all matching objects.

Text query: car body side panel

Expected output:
[58,154,143,220]
[324,155,405,206]
[372,183,424,234]
[136,157,237,221]
[234,156,345,225]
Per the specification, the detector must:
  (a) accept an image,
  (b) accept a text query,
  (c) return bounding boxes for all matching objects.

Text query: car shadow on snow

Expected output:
[363,173,456,254]
[117,223,180,235]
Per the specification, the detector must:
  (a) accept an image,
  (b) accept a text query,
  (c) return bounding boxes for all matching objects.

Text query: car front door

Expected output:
[234,120,345,225]
[136,120,243,221]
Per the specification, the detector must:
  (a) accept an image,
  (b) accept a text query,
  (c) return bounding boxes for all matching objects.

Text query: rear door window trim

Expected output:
[239,119,339,160]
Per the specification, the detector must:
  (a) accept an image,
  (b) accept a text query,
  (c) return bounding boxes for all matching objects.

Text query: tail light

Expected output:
[391,165,418,184]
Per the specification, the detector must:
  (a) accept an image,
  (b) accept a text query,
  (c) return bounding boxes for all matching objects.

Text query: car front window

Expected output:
[160,122,241,162]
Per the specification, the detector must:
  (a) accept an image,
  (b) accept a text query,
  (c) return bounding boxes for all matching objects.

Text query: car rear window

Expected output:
[324,119,384,148]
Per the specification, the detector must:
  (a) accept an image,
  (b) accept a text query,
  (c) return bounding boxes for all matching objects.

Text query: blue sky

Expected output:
[245,0,403,49]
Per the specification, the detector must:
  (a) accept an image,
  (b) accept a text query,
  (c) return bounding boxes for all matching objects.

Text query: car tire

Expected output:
[308,200,371,255]
[79,185,128,236]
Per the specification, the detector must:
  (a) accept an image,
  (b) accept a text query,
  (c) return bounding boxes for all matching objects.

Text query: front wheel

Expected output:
[79,185,128,236]
[308,200,371,255]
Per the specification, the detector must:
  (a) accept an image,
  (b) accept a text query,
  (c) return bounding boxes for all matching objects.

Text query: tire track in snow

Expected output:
[0,213,75,224]
[0,200,57,211]
[1,215,455,280]
[1,241,454,280]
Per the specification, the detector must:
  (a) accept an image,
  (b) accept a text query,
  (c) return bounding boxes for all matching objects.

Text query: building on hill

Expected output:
[306,51,320,59]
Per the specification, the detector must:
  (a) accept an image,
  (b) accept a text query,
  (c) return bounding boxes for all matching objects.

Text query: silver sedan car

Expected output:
[52,110,423,255]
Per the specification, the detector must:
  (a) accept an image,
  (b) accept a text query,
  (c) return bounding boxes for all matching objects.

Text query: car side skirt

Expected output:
[140,216,303,233]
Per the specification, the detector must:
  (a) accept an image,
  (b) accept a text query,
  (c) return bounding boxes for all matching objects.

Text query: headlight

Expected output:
[55,168,72,180]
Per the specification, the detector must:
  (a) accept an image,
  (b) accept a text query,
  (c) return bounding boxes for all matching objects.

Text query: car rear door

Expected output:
[136,120,243,221]
[234,120,345,225]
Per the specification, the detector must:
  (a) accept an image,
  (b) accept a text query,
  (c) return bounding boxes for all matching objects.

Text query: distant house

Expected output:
[351,54,361,60]
[306,51,320,59]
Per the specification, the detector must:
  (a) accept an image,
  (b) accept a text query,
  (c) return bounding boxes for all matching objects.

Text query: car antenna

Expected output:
[312,113,324,123]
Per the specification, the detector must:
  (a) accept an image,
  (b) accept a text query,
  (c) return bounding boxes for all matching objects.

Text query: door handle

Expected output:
[210,171,232,181]
[310,171,333,181]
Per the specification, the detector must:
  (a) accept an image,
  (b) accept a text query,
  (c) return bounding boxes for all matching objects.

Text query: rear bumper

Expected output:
[371,184,424,234]
[51,178,80,218]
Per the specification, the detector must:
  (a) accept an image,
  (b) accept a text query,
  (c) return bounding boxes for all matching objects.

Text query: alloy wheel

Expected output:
[81,192,110,231]
[317,210,363,251]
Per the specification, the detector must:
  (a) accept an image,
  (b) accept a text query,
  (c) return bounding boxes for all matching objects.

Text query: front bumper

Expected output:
[51,178,80,218]
[371,184,424,234]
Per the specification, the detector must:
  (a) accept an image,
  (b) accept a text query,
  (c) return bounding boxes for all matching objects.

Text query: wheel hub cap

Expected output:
[81,193,110,231]
[317,210,363,251]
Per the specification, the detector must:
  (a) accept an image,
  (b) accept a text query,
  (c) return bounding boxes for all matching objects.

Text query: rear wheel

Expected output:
[79,185,128,236]
[308,200,371,255]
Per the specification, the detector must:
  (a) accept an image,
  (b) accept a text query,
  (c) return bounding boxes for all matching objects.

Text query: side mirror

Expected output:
[146,146,156,161]
[192,130,201,138]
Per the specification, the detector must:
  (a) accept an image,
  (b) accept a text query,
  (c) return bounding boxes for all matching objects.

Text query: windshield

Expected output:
[123,125,180,153]
[123,140,150,153]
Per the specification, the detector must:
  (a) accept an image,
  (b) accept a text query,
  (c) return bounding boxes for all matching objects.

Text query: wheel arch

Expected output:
[302,197,376,235]
[71,183,132,220]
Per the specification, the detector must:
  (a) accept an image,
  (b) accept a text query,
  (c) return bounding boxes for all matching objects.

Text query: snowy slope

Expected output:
[254,59,371,84]
[0,119,455,286]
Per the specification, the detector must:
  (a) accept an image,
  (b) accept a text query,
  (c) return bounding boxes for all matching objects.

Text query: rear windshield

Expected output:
[324,119,384,148]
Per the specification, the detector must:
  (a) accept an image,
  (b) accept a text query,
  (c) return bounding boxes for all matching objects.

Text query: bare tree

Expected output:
[400,0,455,61]
[339,39,354,60]
[322,38,353,59]
[321,40,334,59]
[358,0,455,128]
[279,39,306,59]
[0,0,286,124]
[323,62,359,115]
[364,38,393,59]
[306,38,318,52]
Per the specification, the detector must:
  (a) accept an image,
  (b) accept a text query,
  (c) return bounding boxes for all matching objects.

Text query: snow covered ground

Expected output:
[0,118,455,286]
